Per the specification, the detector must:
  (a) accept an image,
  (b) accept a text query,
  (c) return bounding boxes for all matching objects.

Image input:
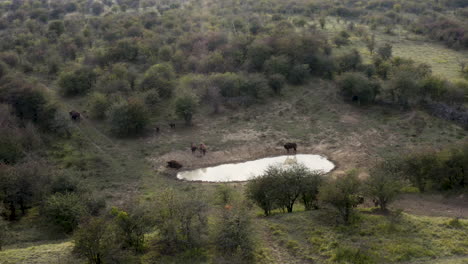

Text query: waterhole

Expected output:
[176,154,335,182]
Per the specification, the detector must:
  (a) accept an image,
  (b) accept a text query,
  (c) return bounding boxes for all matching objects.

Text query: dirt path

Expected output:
[392,193,468,219]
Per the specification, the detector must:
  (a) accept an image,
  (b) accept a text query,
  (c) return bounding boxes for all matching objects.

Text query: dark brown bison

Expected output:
[199,143,207,156]
[191,142,198,154]
[167,160,183,169]
[69,110,81,121]
[169,123,176,129]
[156,126,160,133]
[284,142,297,153]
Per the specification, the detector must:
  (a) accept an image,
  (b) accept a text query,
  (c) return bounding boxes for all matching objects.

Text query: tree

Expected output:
[58,67,97,96]
[74,217,114,264]
[263,55,291,77]
[377,43,393,60]
[337,50,362,73]
[268,74,286,95]
[319,171,362,225]
[139,63,175,99]
[110,207,151,253]
[214,202,254,262]
[273,164,308,213]
[154,189,208,254]
[319,17,326,29]
[365,34,376,54]
[107,99,149,136]
[338,72,380,104]
[288,64,310,85]
[88,92,109,119]
[175,94,199,126]
[365,159,403,211]
[0,217,7,250]
[300,171,324,210]
[246,170,278,216]
[42,192,88,233]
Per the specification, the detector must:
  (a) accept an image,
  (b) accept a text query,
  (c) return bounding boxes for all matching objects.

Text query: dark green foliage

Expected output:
[377,43,393,60]
[108,99,149,136]
[332,246,375,264]
[402,145,468,192]
[175,94,199,126]
[246,164,322,215]
[214,203,254,262]
[337,50,362,73]
[88,92,110,120]
[263,55,291,77]
[110,207,151,253]
[58,67,97,96]
[154,189,208,254]
[0,161,49,220]
[74,217,115,264]
[268,74,286,95]
[338,72,380,104]
[42,192,88,233]
[288,64,310,85]
[319,171,362,225]
[365,159,403,211]
[139,63,175,99]
[48,20,65,37]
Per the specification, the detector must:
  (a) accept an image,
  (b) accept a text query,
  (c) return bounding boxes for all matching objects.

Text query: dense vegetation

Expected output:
[0,0,467,263]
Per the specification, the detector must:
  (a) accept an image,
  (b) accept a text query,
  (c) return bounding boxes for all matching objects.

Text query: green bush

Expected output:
[108,99,149,136]
[139,63,175,99]
[58,67,97,96]
[42,192,88,233]
[338,72,380,104]
[88,92,110,120]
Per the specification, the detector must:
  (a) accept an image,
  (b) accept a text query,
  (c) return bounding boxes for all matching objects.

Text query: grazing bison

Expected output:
[69,110,81,121]
[169,123,176,129]
[156,126,160,133]
[199,143,207,156]
[167,160,183,169]
[191,142,198,154]
[284,142,297,153]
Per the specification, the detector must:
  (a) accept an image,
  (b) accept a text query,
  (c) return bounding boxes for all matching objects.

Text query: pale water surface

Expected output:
[176,154,335,182]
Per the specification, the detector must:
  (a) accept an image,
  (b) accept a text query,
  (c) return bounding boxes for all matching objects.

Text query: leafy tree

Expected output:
[268,74,286,95]
[88,92,109,119]
[58,67,97,96]
[175,94,199,126]
[365,159,403,211]
[74,217,115,264]
[263,55,291,77]
[107,99,149,136]
[48,20,64,37]
[214,202,254,262]
[319,171,362,225]
[338,72,380,104]
[337,50,362,73]
[377,43,393,60]
[300,171,324,210]
[288,64,310,85]
[110,207,151,253]
[139,63,175,99]
[365,34,376,54]
[246,171,278,216]
[154,189,208,254]
[42,192,88,233]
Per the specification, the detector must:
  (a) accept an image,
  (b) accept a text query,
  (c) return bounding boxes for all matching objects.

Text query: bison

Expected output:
[191,143,198,154]
[167,160,183,169]
[199,143,207,156]
[69,110,81,121]
[169,123,176,129]
[284,142,297,153]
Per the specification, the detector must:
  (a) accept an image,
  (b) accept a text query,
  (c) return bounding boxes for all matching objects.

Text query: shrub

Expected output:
[263,55,291,77]
[74,217,115,264]
[88,92,109,119]
[337,50,362,73]
[268,74,286,95]
[365,158,403,211]
[175,93,199,126]
[110,207,151,253]
[214,203,254,262]
[58,67,97,96]
[139,63,175,99]
[108,99,149,136]
[288,64,310,85]
[319,171,362,225]
[377,43,393,60]
[338,72,380,104]
[153,189,208,254]
[42,192,88,233]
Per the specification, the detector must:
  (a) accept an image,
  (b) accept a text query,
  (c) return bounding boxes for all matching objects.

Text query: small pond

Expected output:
[176,154,335,182]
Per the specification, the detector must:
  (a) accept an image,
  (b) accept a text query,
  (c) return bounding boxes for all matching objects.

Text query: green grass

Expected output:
[261,210,468,264]
[0,241,80,264]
